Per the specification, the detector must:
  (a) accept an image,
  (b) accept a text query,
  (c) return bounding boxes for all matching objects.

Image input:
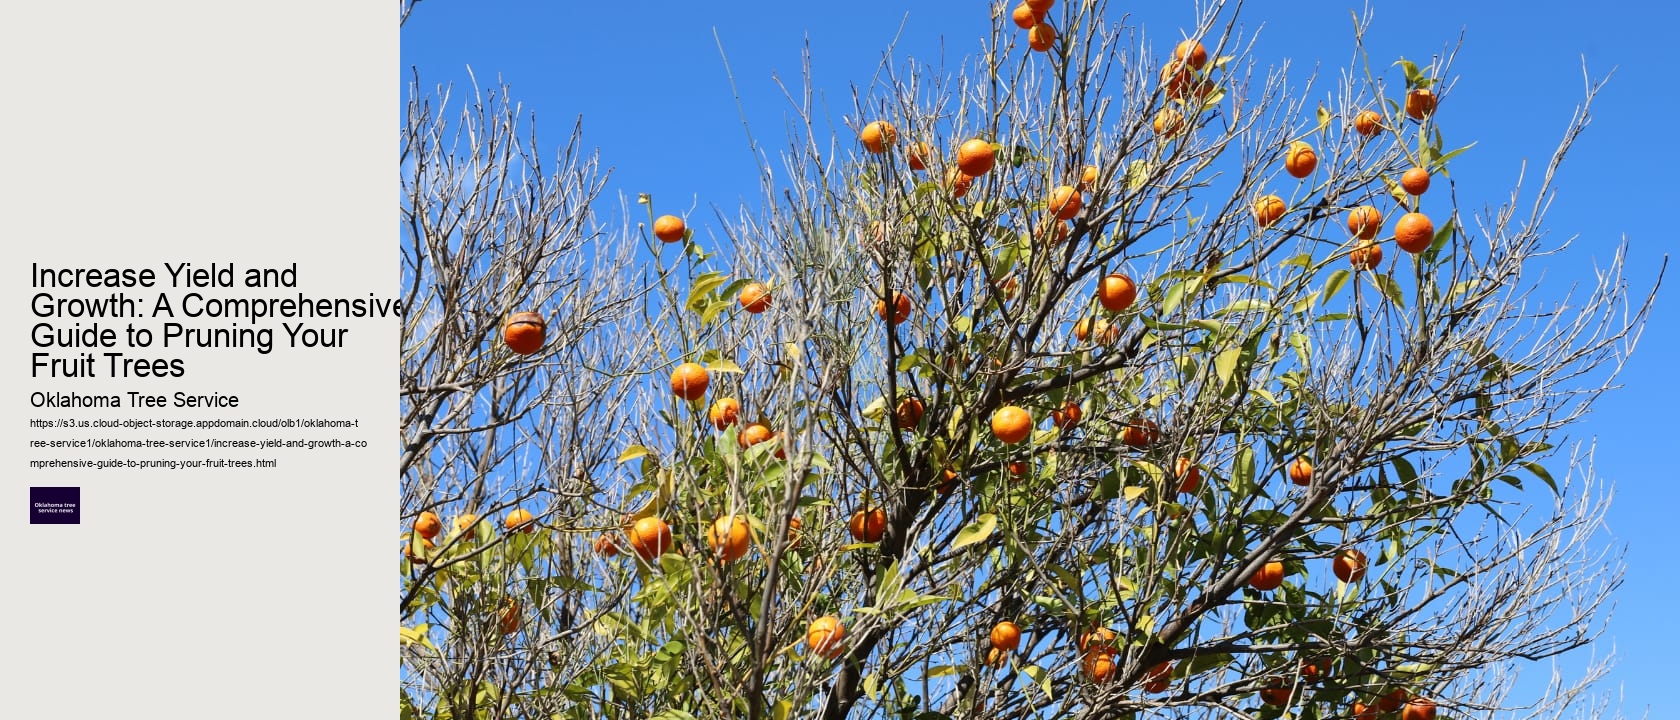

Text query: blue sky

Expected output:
[402,1,1678,714]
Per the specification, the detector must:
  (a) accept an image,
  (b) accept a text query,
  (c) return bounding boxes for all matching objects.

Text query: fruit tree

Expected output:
[400,2,1658,719]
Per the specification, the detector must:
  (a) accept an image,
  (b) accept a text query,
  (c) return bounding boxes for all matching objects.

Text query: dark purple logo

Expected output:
[30,487,79,524]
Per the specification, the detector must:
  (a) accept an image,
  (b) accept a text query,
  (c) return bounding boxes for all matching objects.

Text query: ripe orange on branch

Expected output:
[1174,457,1202,494]
[669,362,710,401]
[849,507,886,542]
[706,514,752,562]
[989,621,1022,652]
[991,406,1034,444]
[1048,185,1082,219]
[957,139,996,177]
[1097,273,1137,312]
[807,615,847,658]
[907,141,932,171]
[1405,88,1437,120]
[1353,109,1384,137]
[1121,417,1160,448]
[414,511,442,540]
[894,396,925,429]
[738,282,771,313]
[628,516,673,561]
[653,215,686,243]
[1288,457,1313,486]
[1028,22,1056,52]
[738,422,774,449]
[1051,400,1083,430]
[709,397,741,430]
[1402,697,1438,720]
[1284,141,1318,178]
[1395,212,1435,253]
[1153,106,1187,138]
[502,311,546,355]
[1401,167,1431,195]
[1249,560,1285,591]
[1350,241,1384,271]
[1173,38,1209,70]
[504,508,536,533]
[1347,205,1384,240]
[1333,548,1369,583]
[876,292,913,325]
[1252,194,1286,227]
[1010,3,1041,29]
[860,120,897,153]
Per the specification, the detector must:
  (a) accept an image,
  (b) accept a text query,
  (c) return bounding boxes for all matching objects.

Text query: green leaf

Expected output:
[1369,273,1405,306]
[953,514,998,550]
[927,665,959,678]
[1522,461,1558,494]
[705,359,743,373]
[617,445,652,464]
[1323,268,1351,302]
[1022,664,1055,700]
[1214,348,1241,387]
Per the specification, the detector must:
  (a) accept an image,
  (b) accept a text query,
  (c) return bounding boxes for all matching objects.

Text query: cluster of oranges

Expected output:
[1251,84,1443,271]
[403,507,540,635]
[1009,0,1058,53]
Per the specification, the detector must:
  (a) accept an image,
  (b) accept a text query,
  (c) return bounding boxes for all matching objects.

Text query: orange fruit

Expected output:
[945,167,974,198]
[415,511,442,540]
[653,214,686,243]
[957,139,996,177]
[452,513,479,538]
[985,646,1009,668]
[1121,417,1159,448]
[907,141,932,171]
[1352,702,1379,720]
[628,516,673,561]
[937,467,960,495]
[1394,212,1435,253]
[738,282,772,313]
[1174,457,1202,494]
[991,406,1034,444]
[849,507,887,542]
[1047,185,1082,220]
[1144,661,1173,693]
[669,362,710,401]
[1249,560,1285,591]
[1299,659,1322,682]
[1252,194,1286,227]
[404,535,435,564]
[1173,38,1209,70]
[860,120,897,153]
[1082,651,1118,682]
[1353,109,1384,137]
[1259,678,1291,706]
[1405,88,1437,120]
[1333,548,1368,583]
[709,397,742,430]
[995,275,1020,298]
[894,396,925,429]
[738,422,774,449]
[1346,205,1383,240]
[1028,22,1056,52]
[1379,689,1409,713]
[1025,0,1054,12]
[807,615,847,658]
[1401,167,1431,195]
[1051,400,1083,430]
[1072,317,1117,344]
[706,514,752,562]
[1288,457,1313,486]
[502,311,546,355]
[1159,59,1193,99]
[1037,217,1071,245]
[1079,164,1100,191]
[785,514,804,549]
[498,598,521,635]
[1008,461,1030,478]
[593,533,620,557]
[1097,273,1137,312]
[504,508,536,533]
[1153,106,1187,138]
[1284,141,1318,179]
[1402,697,1437,720]
[990,621,1022,652]
[1350,241,1384,271]
[876,291,913,325]
[1079,626,1118,655]
[1010,3,1041,29]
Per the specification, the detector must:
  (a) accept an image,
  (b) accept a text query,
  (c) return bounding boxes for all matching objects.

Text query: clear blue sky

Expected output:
[402,1,1677,714]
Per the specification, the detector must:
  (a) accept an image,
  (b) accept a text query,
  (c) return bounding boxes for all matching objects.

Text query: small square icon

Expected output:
[30,487,79,524]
